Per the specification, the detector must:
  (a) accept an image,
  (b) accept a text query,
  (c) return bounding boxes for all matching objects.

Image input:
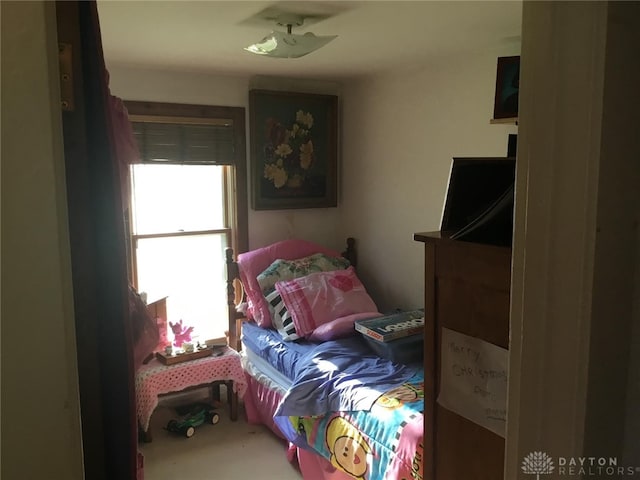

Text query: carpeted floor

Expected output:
[139,394,302,480]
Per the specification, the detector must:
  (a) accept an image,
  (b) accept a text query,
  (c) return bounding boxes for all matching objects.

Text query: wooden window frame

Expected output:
[124,101,248,285]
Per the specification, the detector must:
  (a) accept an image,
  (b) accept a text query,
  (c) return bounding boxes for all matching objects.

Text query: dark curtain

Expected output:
[58,1,137,478]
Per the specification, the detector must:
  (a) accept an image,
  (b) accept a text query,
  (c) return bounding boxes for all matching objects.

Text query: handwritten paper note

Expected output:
[437,327,508,438]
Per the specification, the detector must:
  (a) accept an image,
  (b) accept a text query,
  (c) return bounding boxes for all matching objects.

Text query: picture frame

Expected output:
[249,89,338,210]
[493,56,520,120]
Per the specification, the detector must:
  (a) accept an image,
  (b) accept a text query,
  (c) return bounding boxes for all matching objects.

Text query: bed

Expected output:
[225,238,425,480]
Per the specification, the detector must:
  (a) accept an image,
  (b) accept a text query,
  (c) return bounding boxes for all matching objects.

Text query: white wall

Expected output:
[1,2,84,478]
[341,50,517,311]
[107,66,346,253]
[591,0,640,463]
[108,48,517,313]
[506,2,640,475]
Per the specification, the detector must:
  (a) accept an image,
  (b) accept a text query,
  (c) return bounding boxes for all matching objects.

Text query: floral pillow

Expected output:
[274,267,378,339]
[237,239,342,328]
[257,253,351,297]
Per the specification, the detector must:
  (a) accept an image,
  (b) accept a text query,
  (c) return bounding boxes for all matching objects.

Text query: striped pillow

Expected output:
[265,289,300,341]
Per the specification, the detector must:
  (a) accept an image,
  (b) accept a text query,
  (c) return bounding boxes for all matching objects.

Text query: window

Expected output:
[125,101,247,343]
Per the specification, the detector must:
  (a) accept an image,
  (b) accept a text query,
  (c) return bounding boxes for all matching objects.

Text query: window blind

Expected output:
[131,121,236,165]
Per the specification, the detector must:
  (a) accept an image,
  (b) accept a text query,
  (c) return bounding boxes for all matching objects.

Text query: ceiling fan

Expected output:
[244,14,337,59]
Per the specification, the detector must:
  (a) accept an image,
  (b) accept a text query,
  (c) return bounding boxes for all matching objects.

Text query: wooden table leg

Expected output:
[211,382,221,404]
[138,423,152,443]
[226,380,238,421]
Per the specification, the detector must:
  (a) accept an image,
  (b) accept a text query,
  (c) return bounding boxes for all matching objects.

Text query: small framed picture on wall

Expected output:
[493,56,520,120]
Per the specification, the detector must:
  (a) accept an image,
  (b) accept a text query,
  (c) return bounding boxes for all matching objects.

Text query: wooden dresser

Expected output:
[414,231,511,480]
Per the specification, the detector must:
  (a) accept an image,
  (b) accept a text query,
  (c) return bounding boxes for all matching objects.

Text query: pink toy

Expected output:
[170,320,194,348]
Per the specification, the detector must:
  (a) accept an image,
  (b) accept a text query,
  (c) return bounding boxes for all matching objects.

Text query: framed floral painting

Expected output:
[249,90,338,210]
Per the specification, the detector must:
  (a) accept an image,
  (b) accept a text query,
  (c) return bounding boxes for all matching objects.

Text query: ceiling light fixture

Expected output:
[244,14,337,59]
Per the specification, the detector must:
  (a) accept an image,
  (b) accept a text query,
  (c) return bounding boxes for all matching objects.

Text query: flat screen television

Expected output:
[441,157,516,247]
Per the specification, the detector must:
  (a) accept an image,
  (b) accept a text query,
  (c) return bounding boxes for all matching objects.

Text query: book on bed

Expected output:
[355,309,425,342]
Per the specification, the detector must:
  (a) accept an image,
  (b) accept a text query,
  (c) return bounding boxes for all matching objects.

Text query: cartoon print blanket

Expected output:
[273,337,425,480]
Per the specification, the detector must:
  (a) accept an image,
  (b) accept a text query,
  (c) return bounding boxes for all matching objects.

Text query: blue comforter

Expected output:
[274,335,417,418]
[272,336,424,480]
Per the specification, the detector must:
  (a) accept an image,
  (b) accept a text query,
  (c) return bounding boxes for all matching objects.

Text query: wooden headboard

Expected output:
[224,237,358,351]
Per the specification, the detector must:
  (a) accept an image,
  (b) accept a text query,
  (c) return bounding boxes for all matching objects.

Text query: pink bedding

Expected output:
[243,369,424,480]
[237,240,424,480]
[275,267,378,338]
[242,371,286,441]
[243,373,354,480]
[308,312,383,342]
[237,239,342,328]
[297,448,354,480]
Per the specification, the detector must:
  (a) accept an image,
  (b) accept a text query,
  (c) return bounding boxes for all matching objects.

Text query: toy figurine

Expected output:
[169,319,194,348]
